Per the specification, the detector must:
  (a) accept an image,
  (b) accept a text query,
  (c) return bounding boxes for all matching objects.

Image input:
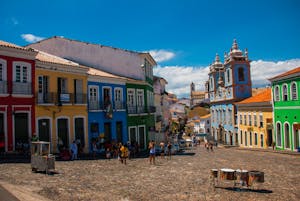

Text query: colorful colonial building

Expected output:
[35,50,89,153]
[208,40,252,145]
[0,40,38,152]
[235,88,273,149]
[87,67,127,151]
[269,67,300,151]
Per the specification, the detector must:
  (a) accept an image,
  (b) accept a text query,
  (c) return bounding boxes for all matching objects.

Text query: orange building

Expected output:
[235,88,274,148]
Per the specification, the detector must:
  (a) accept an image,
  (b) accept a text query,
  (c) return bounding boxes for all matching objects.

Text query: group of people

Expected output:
[148,140,173,165]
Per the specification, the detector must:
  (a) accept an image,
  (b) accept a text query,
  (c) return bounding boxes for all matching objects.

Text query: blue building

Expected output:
[87,68,127,152]
[207,40,252,145]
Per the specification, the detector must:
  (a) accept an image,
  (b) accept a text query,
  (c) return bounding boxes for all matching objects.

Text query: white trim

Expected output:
[0,110,7,152]
[36,116,53,151]
[12,110,32,151]
[283,121,291,150]
[275,106,300,110]
[0,59,7,81]
[282,83,288,101]
[12,61,32,82]
[274,85,280,101]
[275,121,283,148]
[73,115,86,142]
[290,81,298,101]
[56,116,70,152]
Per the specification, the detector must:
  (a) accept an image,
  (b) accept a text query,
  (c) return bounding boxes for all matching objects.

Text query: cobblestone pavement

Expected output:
[0,145,299,201]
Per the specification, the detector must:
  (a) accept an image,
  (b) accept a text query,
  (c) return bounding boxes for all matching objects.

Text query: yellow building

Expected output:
[236,88,274,149]
[35,51,89,153]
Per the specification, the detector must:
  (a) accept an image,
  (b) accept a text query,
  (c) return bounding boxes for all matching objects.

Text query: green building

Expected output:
[269,66,300,151]
[126,54,156,150]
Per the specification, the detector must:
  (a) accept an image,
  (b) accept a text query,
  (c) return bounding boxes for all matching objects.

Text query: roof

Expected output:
[236,88,271,104]
[252,87,269,96]
[269,66,300,81]
[87,67,128,80]
[0,40,36,52]
[36,50,79,66]
[200,114,211,119]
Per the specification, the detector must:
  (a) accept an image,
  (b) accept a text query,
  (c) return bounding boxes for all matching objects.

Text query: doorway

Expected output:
[267,129,273,147]
[104,122,111,142]
[0,113,5,152]
[294,127,299,150]
[14,113,29,151]
[116,122,123,143]
[57,118,69,150]
[38,119,50,142]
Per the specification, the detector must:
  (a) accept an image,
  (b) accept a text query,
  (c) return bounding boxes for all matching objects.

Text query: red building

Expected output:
[0,40,38,152]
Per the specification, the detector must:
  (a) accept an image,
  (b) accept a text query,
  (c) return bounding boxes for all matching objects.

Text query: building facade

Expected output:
[35,51,89,153]
[87,68,127,152]
[0,40,38,152]
[236,88,273,149]
[269,67,300,151]
[208,40,251,145]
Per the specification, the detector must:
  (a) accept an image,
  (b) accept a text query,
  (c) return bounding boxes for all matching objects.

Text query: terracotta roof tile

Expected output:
[269,66,300,80]
[237,88,271,104]
[200,114,211,119]
[0,40,35,52]
[36,50,79,66]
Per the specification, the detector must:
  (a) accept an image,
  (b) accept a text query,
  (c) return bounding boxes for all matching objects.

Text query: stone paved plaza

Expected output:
[0,145,299,201]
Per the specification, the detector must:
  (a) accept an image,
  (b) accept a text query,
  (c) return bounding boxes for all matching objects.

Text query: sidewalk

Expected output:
[0,184,19,201]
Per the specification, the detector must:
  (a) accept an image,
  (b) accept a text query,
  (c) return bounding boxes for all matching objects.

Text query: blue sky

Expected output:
[1,0,300,97]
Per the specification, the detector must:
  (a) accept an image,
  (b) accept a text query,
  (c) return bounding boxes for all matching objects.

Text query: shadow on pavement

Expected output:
[215,186,273,194]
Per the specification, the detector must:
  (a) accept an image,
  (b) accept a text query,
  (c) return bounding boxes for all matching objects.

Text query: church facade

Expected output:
[207,40,252,145]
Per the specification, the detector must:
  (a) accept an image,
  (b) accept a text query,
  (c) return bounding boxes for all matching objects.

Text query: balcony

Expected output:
[114,101,125,110]
[12,82,32,95]
[36,92,87,105]
[0,81,7,94]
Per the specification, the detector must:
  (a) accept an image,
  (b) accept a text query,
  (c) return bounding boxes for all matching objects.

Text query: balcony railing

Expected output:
[12,82,32,95]
[36,92,87,105]
[114,101,125,110]
[0,81,7,94]
[88,100,125,111]
[147,106,156,113]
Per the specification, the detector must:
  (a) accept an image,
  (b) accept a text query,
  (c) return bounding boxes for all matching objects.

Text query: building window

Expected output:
[291,82,298,100]
[127,88,136,113]
[238,67,245,82]
[282,84,288,101]
[88,86,99,110]
[274,85,280,101]
[276,123,282,147]
[114,88,123,109]
[13,62,31,83]
[240,114,243,125]
[245,131,247,146]
[254,114,257,127]
[259,114,263,128]
[254,133,258,145]
[260,134,264,147]
[244,114,247,125]
[240,130,243,144]
[250,132,252,146]
[249,114,252,126]
[137,89,144,113]
[227,69,230,83]
[210,77,214,91]
[284,123,290,149]
[0,59,7,82]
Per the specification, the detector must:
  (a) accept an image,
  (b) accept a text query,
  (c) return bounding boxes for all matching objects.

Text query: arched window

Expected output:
[284,123,290,149]
[210,77,214,91]
[245,131,248,146]
[227,69,230,83]
[291,82,298,100]
[274,85,280,101]
[238,67,245,81]
[276,123,282,147]
[282,84,288,101]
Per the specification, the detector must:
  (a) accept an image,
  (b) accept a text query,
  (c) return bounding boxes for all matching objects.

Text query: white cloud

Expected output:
[149,49,175,63]
[154,59,300,98]
[21,34,45,43]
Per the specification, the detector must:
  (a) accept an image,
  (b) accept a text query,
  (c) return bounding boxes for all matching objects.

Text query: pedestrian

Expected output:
[209,143,214,152]
[149,140,156,164]
[159,141,165,159]
[92,141,97,159]
[106,148,111,160]
[70,140,78,160]
[167,141,172,160]
[120,144,129,165]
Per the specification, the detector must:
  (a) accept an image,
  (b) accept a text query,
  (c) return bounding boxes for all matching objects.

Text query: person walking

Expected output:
[167,141,172,160]
[149,140,156,165]
[120,144,129,165]
[159,141,165,159]
[70,140,78,160]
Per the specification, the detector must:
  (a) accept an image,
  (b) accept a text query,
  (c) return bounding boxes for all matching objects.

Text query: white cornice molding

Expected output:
[36,61,88,75]
[0,47,37,60]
